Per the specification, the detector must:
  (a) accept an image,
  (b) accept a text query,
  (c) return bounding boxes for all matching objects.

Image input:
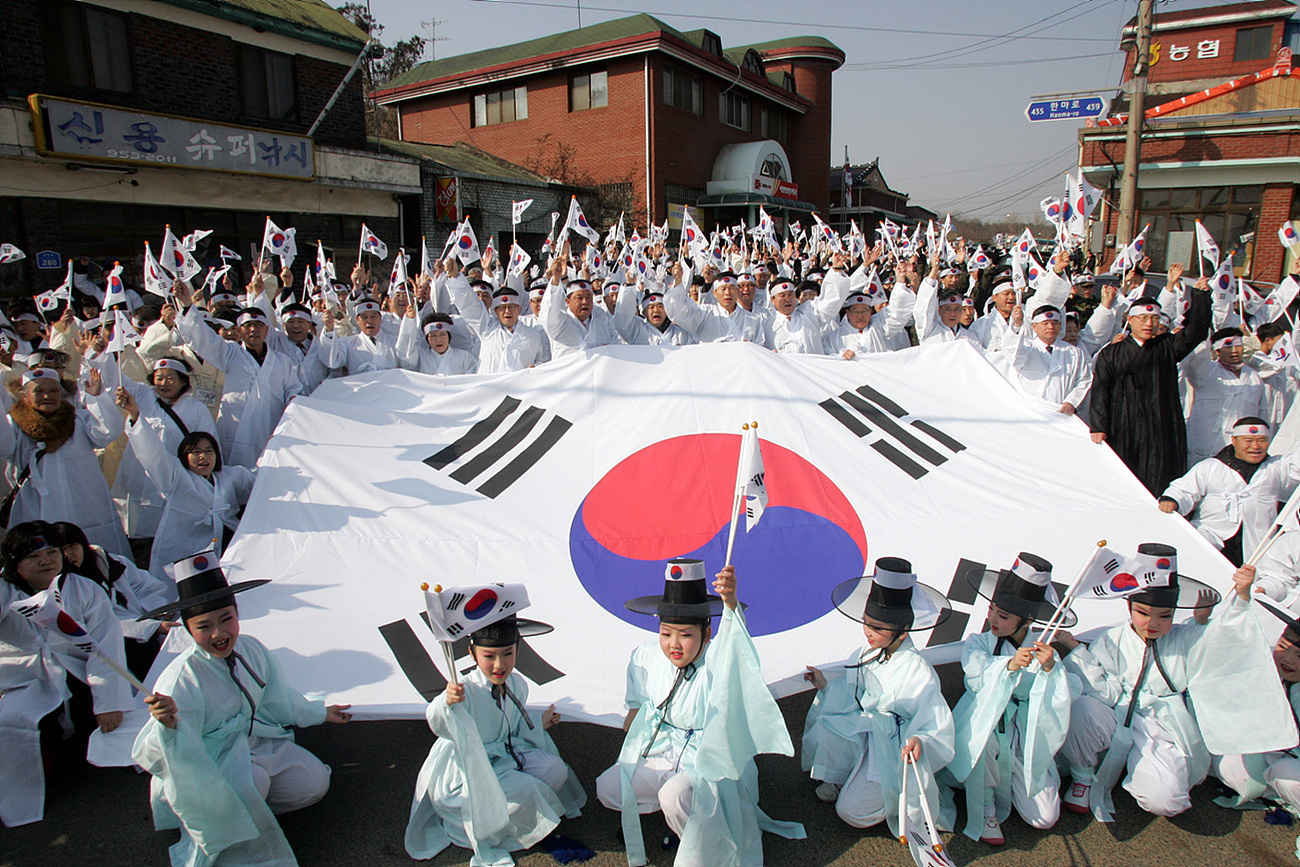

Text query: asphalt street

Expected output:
[2,666,1296,867]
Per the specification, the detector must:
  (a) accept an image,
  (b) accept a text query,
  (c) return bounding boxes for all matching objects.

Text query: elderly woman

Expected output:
[111,357,216,544]
[0,367,128,556]
[0,521,132,827]
[397,309,478,376]
[116,387,255,582]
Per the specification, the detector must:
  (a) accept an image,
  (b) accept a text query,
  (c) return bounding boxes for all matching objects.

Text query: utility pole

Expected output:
[1117,0,1154,247]
[421,17,449,61]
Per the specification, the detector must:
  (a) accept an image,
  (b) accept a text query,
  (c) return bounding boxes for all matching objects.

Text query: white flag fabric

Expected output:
[389,248,410,296]
[277,228,298,271]
[453,220,481,264]
[201,264,231,301]
[160,226,201,281]
[507,242,532,278]
[180,228,212,252]
[903,814,958,867]
[1268,332,1300,369]
[1196,221,1220,270]
[103,262,127,309]
[0,243,25,264]
[424,583,531,643]
[207,342,1232,725]
[512,199,534,226]
[563,196,600,243]
[360,223,388,260]
[106,309,141,354]
[733,426,768,531]
[1074,547,1151,599]
[8,588,96,654]
[679,207,707,257]
[317,241,335,283]
[263,218,294,260]
[1281,222,1300,251]
[1263,276,1300,324]
[219,244,242,261]
[420,237,435,280]
[142,242,175,298]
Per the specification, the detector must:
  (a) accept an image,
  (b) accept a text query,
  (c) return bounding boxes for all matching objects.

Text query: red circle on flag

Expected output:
[1155,558,1171,570]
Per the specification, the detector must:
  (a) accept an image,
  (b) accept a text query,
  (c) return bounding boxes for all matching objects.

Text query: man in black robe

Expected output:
[1090,263,1211,496]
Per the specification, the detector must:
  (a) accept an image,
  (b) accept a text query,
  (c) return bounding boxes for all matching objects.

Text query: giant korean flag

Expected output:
[223,341,1231,724]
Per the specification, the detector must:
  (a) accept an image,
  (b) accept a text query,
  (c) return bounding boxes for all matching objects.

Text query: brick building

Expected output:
[0,0,422,296]
[1079,0,1300,280]
[827,159,937,238]
[373,14,843,233]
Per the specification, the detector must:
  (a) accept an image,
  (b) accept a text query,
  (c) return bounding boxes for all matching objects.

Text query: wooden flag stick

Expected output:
[94,647,152,697]
[424,583,459,685]
[1248,484,1300,566]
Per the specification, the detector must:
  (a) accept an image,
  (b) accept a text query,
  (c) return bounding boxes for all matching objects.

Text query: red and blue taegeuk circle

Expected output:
[570,433,867,636]
[464,588,499,620]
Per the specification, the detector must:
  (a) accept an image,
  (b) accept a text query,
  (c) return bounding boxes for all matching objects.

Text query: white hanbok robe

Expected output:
[447,276,549,374]
[540,284,624,360]
[127,417,255,582]
[0,389,129,557]
[664,279,775,348]
[405,669,585,865]
[1000,326,1094,411]
[78,544,175,640]
[1247,351,1300,429]
[319,328,399,375]
[611,285,696,346]
[1216,679,1300,809]
[767,270,850,354]
[133,635,329,867]
[1254,530,1300,607]
[269,334,329,395]
[947,632,1076,838]
[801,638,955,837]
[968,309,1013,353]
[1182,346,1267,465]
[176,307,303,468]
[0,573,132,827]
[111,380,216,538]
[913,277,982,348]
[1162,451,1300,559]
[395,316,479,375]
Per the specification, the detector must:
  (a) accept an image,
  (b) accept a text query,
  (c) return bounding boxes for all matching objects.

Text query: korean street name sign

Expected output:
[29,95,315,180]
[1025,96,1108,122]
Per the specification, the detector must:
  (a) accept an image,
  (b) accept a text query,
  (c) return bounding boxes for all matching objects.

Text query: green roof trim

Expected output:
[381,13,680,91]
[153,0,368,52]
[729,34,844,56]
[375,138,552,183]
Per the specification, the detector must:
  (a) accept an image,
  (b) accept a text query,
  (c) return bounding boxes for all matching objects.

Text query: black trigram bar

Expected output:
[425,397,572,498]
[925,558,984,648]
[425,396,521,470]
[446,592,466,612]
[820,384,966,479]
[380,613,568,699]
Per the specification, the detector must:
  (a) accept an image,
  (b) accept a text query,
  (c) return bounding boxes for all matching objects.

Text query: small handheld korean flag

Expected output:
[508,242,532,278]
[142,242,175,298]
[423,583,531,642]
[511,198,534,226]
[1076,547,1151,599]
[1281,222,1300,251]
[262,218,290,260]
[739,426,768,531]
[389,248,410,296]
[454,220,481,264]
[219,244,242,262]
[106,309,141,354]
[563,196,601,243]
[359,223,388,260]
[317,240,336,282]
[1269,332,1299,369]
[10,586,149,694]
[0,243,25,264]
[1196,221,1220,270]
[160,226,201,281]
[181,228,212,252]
[103,262,127,309]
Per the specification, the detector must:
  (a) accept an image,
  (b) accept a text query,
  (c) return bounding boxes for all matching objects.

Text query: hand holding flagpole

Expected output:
[10,589,152,697]
[422,582,459,685]
[1036,539,1106,649]
[723,422,767,566]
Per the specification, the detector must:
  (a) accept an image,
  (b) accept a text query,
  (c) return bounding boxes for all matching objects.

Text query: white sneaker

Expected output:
[815,781,841,803]
[1063,780,1091,814]
[980,811,1004,845]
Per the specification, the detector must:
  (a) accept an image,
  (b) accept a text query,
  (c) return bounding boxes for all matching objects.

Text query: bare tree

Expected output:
[336,4,427,138]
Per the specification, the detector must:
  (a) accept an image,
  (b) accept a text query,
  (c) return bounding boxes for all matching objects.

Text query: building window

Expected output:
[719,91,750,131]
[742,50,764,76]
[782,71,797,92]
[570,71,608,111]
[760,107,788,144]
[1234,25,1274,62]
[663,66,702,114]
[473,86,528,127]
[40,1,133,93]
[237,45,296,121]
[1136,185,1260,273]
[700,32,723,57]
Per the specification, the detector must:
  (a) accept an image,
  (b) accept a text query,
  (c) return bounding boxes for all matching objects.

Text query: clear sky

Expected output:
[360,0,1247,221]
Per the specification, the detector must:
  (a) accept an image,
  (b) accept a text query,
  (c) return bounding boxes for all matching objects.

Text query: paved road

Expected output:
[2,667,1297,867]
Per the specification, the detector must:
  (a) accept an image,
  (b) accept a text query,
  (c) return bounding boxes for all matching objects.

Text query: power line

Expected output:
[844,51,1113,72]
[462,0,1121,42]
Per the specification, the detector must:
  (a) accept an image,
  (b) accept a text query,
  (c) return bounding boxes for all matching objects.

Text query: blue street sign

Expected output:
[1025,96,1108,122]
[35,251,62,270]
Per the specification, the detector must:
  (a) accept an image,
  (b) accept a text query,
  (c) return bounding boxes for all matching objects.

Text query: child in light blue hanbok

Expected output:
[1059,544,1296,822]
[132,553,353,867]
[405,612,586,866]
[801,557,956,841]
[946,553,1077,845]
[596,559,804,867]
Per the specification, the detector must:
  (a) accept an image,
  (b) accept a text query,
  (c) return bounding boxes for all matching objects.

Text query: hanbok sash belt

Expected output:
[1217,490,1251,526]
[226,651,267,734]
[493,682,534,770]
[642,661,697,759]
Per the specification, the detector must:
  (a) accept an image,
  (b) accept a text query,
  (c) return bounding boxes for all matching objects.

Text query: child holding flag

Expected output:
[596,559,804,867]
[0,520,132,827]
[1057,544,1293,821]
[946,553,1077,844]
[405,585,587,865]
[801,558,956,839]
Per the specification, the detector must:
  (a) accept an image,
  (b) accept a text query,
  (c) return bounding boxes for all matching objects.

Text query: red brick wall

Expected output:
[398,52,834,228]
[1257,183,1294,282]
[1082,128,1300,167]
[1125,19,1287,84]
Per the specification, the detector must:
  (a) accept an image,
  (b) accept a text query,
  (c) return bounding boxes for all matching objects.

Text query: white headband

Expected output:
[1231,421,1270,437]
[153,357,190,374]
[236,310,266,326]
[355,301,381,315]
[1213,335,1243,351]
[21,367,58,385]
[1032,309,1062,324]
[423,321,451,335]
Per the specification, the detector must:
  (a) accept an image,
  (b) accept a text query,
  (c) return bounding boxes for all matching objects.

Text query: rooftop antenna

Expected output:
[421,16,449,61]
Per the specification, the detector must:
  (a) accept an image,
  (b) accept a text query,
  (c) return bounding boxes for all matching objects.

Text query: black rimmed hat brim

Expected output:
[1124,574,1220,609]
[830,576,952,631]
[502,617,553,638]
[138,579,271,621]
[624,596,726,620]
[966,566,1077,627]
[1258,598,1300,636]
